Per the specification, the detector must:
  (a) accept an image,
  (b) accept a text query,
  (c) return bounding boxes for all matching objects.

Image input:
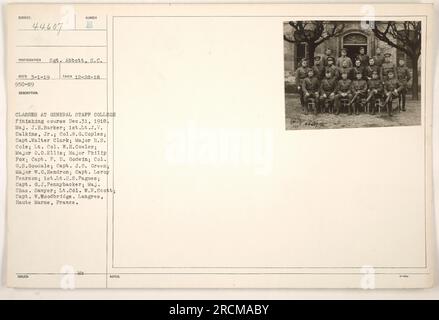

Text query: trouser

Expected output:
[304,93,319,114]
[319,93,335,113]
[398,82,408,111]
[298,84,305,108]
[385,92,399,116]
[366,91,383,114]
[351,93,367,114]
[334,93,352,114]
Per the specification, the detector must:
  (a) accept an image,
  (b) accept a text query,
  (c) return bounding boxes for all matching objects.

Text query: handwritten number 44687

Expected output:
[32,22,63,35]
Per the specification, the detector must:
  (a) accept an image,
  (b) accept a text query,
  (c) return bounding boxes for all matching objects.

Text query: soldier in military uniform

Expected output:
[352,59,365,80]
[294,58,310,110]
[334,71,352,115]
[380,52,397,82]
[349,71,368,115]
[302,69,320,115]
[396,58,411,111]
[319,69,338,113]
[383,70,402,116]
[373,47,385,68]
[356,46,370,67]
[312,55,325,80]
[365,70,383,115]
[338,59,353,81]
[324,56,338,80]
[322,48,335,67]
[336,48,353,68]
[364,57,381,81]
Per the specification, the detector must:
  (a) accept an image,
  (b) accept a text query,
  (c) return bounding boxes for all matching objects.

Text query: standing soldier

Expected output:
[356,46,369,67]
[334,71,352,115]
[336,48,353,68]
[322,48,335,67]
[312,56,325,80]
[352,59,365,80]
[338,59,353,81]
[295,58,310,110]
[319,69,338,113]
[365,70,384,115]
[302,69,320,115]
[396,58,411,111]
[373,47,385,68]
[380,52,397,82]
[365,57,381,81]
[383,70,402,116]
[349,71,368,115]
[324,56,339,80]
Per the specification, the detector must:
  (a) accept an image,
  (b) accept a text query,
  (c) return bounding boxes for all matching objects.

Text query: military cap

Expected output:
[341,48,347,52]
[327,56,334,62]
[384,52,391,57]
[301,58,308,63]
[314,55,321,61]
[387,69,394,74]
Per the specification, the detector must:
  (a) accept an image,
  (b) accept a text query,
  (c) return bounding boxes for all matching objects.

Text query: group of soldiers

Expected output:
[294,46,412,116]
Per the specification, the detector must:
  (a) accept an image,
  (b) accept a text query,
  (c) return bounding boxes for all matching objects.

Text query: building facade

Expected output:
[284,21,419,90]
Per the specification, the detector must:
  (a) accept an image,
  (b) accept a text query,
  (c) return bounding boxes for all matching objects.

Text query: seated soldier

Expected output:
[334,71,352,115]
[383,70,402,116]
[365,57,381,81]
[302,68,320,115]
[349,71,368,115]
[365,70,384,115]
[396,58,411,111]
[319,69,338,113]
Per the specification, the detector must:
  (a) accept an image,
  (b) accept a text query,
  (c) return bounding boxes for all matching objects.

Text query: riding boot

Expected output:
[402,94,406,111]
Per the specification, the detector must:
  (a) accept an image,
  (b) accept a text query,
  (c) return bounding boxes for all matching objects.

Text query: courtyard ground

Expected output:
[285,93,422,130]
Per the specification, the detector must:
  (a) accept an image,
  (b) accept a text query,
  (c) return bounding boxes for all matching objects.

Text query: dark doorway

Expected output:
[343,45,368,65]
[342,32,368,65]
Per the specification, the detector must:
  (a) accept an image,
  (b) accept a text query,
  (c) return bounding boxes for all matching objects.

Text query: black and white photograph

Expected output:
[284,20,422,130]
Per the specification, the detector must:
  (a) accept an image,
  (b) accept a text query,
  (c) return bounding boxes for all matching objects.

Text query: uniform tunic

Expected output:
[351,79,368,97]
[364,65,381,80]
[367,78,383,94]
[302,77,320,95]
[320,78,337,96]
[396,66,411,92]
[337,79,352,94]
[373,54,385,67]
[356,54,370,67]
[324,65,339,80]
[384,78,401,95]
[295,66,311,86]
[336,56,353,68]
[381,62,397,81]
[312,64,325,80]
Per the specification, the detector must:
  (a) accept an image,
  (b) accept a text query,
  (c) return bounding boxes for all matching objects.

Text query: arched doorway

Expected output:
[342,32,368,64]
